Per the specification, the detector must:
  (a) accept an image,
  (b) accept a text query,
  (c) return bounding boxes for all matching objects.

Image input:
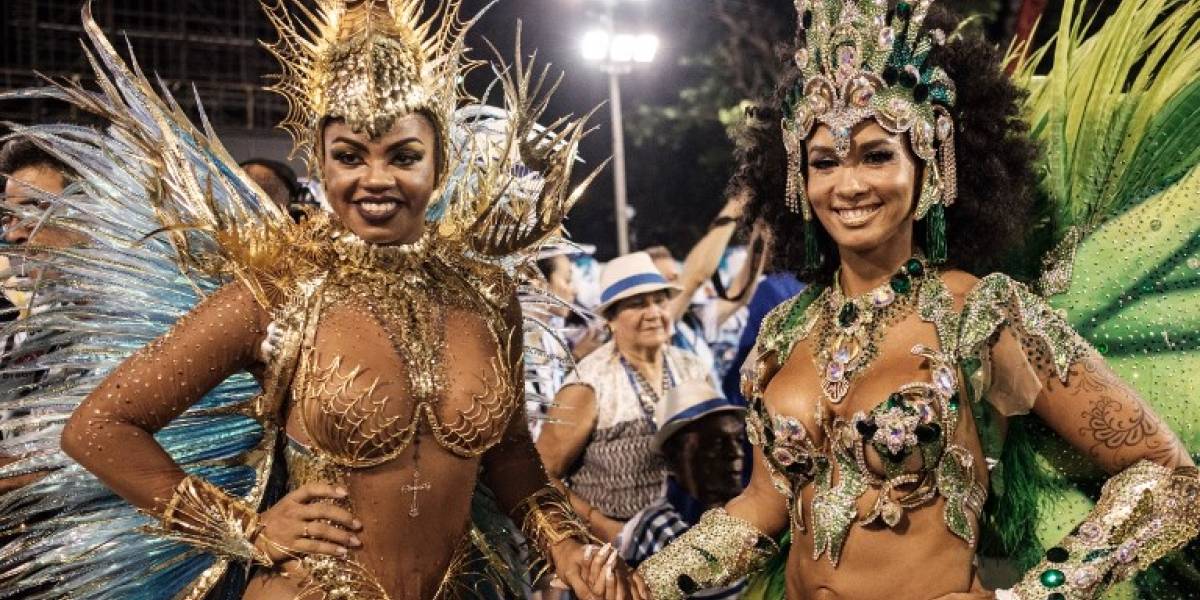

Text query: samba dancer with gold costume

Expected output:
[637,0,1200,598]
[0,1,648,598]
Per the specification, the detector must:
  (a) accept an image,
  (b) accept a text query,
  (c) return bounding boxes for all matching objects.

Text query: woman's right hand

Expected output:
[253,483,363,563]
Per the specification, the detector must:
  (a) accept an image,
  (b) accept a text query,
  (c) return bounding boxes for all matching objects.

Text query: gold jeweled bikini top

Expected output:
[275,214,521,470]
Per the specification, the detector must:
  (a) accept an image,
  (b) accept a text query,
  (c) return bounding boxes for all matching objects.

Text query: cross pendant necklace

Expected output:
[404,468,431,517]
[405,433,432,517]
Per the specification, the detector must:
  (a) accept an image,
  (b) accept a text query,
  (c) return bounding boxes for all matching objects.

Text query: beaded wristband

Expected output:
[145,474,274,568]
[1011,461,1200,600]
[516,487,597,572]
[637,508,779,600]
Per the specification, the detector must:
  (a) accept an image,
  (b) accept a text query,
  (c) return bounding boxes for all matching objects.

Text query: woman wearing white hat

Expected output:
[537,252,714,543]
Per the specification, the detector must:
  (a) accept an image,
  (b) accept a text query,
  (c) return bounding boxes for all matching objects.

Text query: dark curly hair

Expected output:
[735,5,1042,285]
[0,136,76,187]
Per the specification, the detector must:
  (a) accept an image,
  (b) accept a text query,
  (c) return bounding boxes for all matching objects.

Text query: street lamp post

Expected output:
[580,4,658,256]
[607,70,631,255]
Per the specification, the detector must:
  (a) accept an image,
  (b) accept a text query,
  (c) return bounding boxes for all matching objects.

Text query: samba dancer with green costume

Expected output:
[636,0,1200,598]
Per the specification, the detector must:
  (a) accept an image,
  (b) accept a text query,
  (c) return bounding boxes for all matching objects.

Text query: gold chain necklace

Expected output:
[813,257,932,404]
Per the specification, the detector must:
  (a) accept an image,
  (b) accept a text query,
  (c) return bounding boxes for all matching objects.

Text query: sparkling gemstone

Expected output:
[871,287,895,307]
[1077,522,1103,543]
[887,392,903,408]
[776,417,806,442]
[849,79,875,107]
[827,361,846,382]
[933,366,956,395]
[914,401,935,423]
[855,418,878,438]
[838,303,859,327]
[905,257,924,276]
[837,45,858,67]
[896,1,912,18]
[883,65,899,85]
[788,456,814,475]
[1071,567,1098,588]
[937,116,954,140]
[833,342,853,364]
[794,49,810,69]
[880,500,903,526]
[879,26,896,47]
[679,575,699,594]
[888,96,911,116]
[913,83,929,103]
[1039,569,1066,588]
[1045,547,1069,563]
[772,446,798,467]
[890,273,912,294]
[915,423,939,443]
[1115,541,1138,564]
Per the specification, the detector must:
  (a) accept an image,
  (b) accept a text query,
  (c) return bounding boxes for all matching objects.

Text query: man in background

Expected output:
[617,380,746,598]
[0,136,81,493]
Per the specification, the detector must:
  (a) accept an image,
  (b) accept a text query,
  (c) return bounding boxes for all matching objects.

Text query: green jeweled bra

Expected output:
[746,270,986,566]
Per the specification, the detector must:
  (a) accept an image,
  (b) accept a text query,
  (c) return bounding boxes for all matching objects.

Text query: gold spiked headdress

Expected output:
[261,0,477,189]
[782,0,957,226]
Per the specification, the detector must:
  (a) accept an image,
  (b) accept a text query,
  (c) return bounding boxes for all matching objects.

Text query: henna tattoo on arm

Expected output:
[1037,354,1191,473]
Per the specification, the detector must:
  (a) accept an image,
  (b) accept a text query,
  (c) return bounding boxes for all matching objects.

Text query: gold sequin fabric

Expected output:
[1010,462,1200,599]
[636,508,779,600]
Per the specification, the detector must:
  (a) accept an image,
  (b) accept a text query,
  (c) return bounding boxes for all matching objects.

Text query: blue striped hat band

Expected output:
[600,272,669,304]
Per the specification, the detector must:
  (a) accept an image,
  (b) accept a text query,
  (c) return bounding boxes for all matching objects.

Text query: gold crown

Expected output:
[262,0,480,188]
[783,0,957,220]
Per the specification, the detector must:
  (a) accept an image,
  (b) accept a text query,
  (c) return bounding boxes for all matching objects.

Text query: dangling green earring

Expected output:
[804,216,824,271]
[925,202,947,265]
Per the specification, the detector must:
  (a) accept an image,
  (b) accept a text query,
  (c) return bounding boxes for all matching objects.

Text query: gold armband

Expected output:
[515,486,596,570]
[1011,461,1200,599]
[144,474,274,568]
[637,508,779,600]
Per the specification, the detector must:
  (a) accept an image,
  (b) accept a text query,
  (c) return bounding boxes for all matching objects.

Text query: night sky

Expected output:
[460,0,730,258]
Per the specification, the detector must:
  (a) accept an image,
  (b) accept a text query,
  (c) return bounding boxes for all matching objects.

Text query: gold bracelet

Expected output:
[144,474,274,568]
[1010,461,1200,600]
[637,508,779,600]
[515,486,598,573]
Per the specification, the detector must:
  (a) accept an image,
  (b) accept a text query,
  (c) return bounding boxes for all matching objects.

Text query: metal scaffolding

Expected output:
[1,0,290,131]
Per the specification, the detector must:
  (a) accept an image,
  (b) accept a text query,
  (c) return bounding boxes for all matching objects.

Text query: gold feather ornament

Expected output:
[261,0,476,186]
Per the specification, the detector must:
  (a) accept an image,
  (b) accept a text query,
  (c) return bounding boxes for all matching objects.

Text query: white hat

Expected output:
[595,251,681,316]
[652,380,744,451]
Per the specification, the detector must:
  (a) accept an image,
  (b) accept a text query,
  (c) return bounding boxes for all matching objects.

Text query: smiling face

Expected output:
[607,290,674,353]
[320,115,438,245]
[805,121,920,256]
